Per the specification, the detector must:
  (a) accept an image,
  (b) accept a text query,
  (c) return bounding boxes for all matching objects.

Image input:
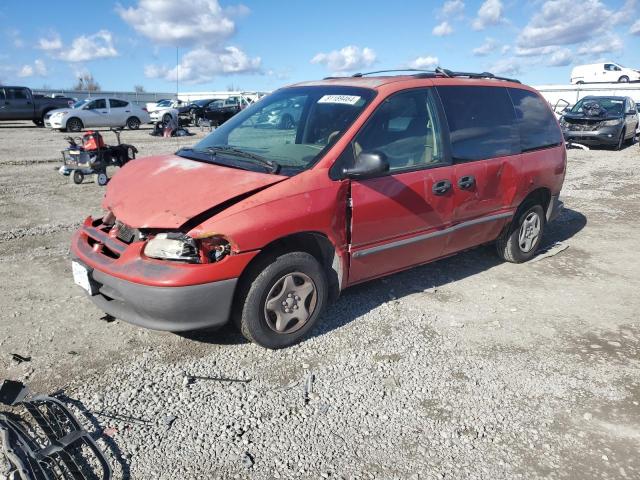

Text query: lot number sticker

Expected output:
[318,95,362,105]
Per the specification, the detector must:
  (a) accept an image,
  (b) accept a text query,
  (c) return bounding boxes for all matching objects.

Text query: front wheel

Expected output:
[496,204,545,263]
[66,117,83,132]
[618,76,630,83]
[96,172,109,186]
[235,252,328,349]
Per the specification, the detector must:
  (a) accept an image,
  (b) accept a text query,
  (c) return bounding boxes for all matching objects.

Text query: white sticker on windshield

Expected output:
[318,95,361,105]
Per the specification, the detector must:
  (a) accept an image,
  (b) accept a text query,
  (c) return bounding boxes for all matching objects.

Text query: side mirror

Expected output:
[627,109,637,115]
[342,152,389,179]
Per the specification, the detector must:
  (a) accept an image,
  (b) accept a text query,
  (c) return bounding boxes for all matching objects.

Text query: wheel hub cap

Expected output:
[518,211,541,253]
[264,272,317,334]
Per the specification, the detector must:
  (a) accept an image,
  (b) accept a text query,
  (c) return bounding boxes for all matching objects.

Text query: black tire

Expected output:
[72,170,84,184]
[66,117,83,132]
[162,113,172,126]
[126,116,140,130]
[33,119,44,127]
[496,203,545,263]
[618,76,630,83]
[616,128,626,150]
[234,252,328,349]
[576,81,584,85]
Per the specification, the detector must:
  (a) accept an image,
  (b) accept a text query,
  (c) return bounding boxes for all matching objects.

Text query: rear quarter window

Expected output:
[508,88,562,152]
[437,86,519,161]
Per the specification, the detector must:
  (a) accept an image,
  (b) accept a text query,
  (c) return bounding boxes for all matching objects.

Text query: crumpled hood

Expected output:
[103,154,286,229]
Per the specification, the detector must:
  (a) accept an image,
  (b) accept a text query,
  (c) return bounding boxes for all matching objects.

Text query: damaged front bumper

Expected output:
[562,126,623,145]
[70,217,257,331]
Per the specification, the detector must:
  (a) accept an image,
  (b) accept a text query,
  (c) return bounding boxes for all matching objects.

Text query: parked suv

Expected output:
[70,71,566,348]
[560,96,638,149]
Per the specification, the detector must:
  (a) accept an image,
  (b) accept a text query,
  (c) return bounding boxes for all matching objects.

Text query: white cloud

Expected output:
[37,33,62,51]
[577,33,624,55]
[117,0,238,47]
[53,30,118,62]
[311,45,376,72]
[630,19,640,35]
[17,59,48,78]
[441,0,465,17]
[432,21,454,36]
[408,55,439,70]
[487,58,521,76]
[501,45,511,54]
[518,0,614,48]
[472,38,497,56]
[472,0,504,30]
[548,49,573,67]
[7,29,24,48]
[145,46,260,83]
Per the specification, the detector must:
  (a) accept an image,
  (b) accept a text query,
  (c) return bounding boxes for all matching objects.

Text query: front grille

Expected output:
[114,221,139,244]
[567,122,599,131]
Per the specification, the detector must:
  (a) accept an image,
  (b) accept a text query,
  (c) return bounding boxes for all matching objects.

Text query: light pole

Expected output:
[176,47,179,97]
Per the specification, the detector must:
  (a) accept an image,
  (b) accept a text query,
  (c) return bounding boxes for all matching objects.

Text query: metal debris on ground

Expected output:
[567,142,590,150]
[10,353,31,364]
[532,242,569,262]
[0,379,112,479]
[183,374,251,387]
[163,415,177,431]
[241,451,254,469]
[304,373,315,404]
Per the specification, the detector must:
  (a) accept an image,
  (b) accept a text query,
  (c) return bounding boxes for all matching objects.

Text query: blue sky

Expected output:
[1,0,639,93]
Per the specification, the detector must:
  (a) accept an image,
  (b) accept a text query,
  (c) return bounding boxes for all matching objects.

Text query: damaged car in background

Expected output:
[560,96,639,149]
[69,70,566,349]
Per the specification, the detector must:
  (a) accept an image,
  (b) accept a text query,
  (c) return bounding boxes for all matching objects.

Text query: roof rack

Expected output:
[335,66,521,84]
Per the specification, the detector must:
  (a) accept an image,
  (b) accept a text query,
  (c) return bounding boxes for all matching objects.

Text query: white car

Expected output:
[45,97,151,132]
[145,99,185,114]
[571,63,640,84]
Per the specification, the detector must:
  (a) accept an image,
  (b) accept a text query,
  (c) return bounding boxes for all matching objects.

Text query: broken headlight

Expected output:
[600,119,622,127]
[144,233,199,263]
[143,233,231,263]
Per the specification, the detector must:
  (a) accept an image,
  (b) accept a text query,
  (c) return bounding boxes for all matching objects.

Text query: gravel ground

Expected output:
[1,121,639,479]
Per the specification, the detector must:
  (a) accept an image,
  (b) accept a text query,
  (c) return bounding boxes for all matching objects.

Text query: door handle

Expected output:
[432,179,452,195]
[458,175,476,189]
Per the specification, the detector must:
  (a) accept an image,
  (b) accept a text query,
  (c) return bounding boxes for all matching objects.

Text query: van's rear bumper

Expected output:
[77,261,237,331]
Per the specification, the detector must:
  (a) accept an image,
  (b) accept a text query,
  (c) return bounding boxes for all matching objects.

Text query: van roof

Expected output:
[291,69,523,90]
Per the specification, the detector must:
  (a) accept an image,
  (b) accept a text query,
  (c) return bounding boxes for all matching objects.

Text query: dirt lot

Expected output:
[1,121,639,479]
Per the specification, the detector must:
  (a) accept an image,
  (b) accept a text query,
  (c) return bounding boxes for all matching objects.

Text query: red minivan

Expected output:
[70,71,566,348]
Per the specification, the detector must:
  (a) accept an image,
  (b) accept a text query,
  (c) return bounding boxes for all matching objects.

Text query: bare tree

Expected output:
[73,73,101,92]
[134,84,145,93]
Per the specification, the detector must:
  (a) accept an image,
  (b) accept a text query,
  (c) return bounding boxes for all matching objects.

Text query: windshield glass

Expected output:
[194,99,216,106]
[570,97,625,116]
[73,99,89,109]
[187,86,375,174]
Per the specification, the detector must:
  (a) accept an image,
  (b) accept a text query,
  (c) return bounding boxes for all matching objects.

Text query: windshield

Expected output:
[186,86,375,174]
[73,99,89,109]
[570,97,625,116]
[194,98,216,106]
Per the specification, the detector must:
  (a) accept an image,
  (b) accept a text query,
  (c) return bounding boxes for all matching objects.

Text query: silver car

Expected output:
[45,97,151,132]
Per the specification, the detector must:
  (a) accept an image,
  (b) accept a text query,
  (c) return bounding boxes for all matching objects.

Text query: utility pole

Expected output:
[176,47,179,97]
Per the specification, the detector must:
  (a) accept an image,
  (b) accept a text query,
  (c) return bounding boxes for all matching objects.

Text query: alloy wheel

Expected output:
[264,272,317,334]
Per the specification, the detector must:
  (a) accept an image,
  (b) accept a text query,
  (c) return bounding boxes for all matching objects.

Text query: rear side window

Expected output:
[508,88,562,152]
[109,99,128,108]
[437,86,519,161]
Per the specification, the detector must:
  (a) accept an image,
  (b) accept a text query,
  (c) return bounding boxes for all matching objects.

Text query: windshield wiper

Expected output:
[205,146,281,174]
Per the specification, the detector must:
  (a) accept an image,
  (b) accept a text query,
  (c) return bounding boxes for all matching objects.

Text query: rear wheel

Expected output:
[235,252,328,349]
[576,81,585,85]
[72,170,84,185]
[96,172,109,186]
[496,204,545,263]
[66,117,83,132]
[618,76,630,83]
[162,113,172,126]
[126,116,140,130]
